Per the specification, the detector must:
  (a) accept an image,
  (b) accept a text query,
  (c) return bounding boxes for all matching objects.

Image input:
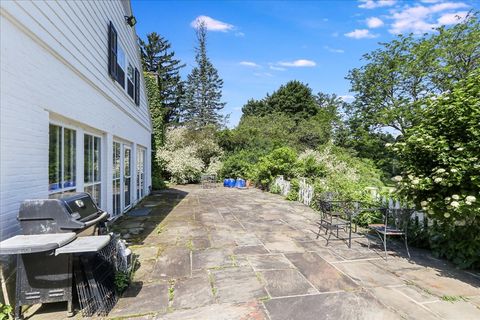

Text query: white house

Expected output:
[0,0,152,243]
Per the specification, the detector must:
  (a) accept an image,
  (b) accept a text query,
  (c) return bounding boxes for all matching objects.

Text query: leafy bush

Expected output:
[286,178,300,201]
[300,145,385,203]
[251,147,298,188]
[220,150,264,180]
[0,303,12,320]
[390,71,480,268]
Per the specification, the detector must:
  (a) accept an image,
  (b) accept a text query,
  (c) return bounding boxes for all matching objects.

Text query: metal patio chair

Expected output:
[367,208,413,260]
[316,200,358,248]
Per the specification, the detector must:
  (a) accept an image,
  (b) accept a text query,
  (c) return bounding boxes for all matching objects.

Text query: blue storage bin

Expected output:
[235,178,246,188]
[223,179,229,187]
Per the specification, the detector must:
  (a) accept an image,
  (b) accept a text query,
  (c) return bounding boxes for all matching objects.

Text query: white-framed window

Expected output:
[84,134,101,206]
[137,147,146,200]
[107,22,140,106]
[49,124,76,194]
[112,142,121,216]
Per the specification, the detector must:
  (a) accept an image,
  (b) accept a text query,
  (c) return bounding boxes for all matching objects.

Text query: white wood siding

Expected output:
[0,0,151,130]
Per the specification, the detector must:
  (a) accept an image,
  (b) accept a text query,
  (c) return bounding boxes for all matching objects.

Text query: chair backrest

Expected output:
[386,208,414,230]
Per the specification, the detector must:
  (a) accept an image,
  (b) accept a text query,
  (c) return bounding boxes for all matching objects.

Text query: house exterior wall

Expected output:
[0,0,151,240]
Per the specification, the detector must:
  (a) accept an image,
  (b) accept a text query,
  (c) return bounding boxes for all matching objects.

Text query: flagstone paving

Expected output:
[27,185,480,320]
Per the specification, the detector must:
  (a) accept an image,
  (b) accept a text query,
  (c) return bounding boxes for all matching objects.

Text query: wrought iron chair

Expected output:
[316,200,358,248]
[367,208,413,259]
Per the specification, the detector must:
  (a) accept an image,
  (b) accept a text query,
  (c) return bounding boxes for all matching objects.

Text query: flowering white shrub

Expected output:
[157,127,223,184]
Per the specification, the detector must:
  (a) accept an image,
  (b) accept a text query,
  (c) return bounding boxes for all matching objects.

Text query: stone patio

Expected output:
[28,185,480,319]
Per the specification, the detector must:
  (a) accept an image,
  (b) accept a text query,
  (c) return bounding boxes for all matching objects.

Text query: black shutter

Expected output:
[134,68,140,105]
[108,22,118,79]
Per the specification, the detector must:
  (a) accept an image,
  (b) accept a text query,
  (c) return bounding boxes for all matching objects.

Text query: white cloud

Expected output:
[277,59,316,67]
[366,17,384,28]
[191,15,234,32]
[239,61,260,67]
[269,65,286,71]
[389,2,469,34]
[421,0,442,3]
[324,46,345,53]
[340,95,355,103]
[358,0,396,9]
[254,72,273,77]
[345,29,378,39]
[437,11,469,25]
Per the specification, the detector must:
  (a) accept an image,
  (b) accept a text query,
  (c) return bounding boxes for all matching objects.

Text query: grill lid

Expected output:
[49,192,101,221]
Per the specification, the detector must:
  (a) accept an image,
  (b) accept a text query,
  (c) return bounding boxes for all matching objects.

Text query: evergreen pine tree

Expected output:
[184,22,226,128]
[139,32,185,123]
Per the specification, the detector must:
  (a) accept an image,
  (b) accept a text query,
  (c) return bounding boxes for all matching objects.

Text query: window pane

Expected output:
[63,128,76,188]
[113,142,120,179]
[49,125,62,191]
[84,134,92,184]
[94,137,101,182]
[124,148,130,177]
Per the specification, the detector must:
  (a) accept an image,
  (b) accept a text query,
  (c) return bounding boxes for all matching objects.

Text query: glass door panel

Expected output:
[124,146,131,209]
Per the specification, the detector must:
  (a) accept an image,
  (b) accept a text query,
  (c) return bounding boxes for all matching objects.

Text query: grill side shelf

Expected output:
[0,233,76,255]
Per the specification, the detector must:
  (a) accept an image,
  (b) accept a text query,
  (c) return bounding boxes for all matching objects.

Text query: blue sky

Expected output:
[132,0,479,127]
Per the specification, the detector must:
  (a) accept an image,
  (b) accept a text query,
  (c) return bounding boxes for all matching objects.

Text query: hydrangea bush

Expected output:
[390,71,480,268]
[157,127,223,184]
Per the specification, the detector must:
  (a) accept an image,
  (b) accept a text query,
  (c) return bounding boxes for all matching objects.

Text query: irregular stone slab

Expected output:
[385,263,480,297]
[234,233,263,246]
[261,269,317,297]
[286,252,358,292]
[248,254,294,270]
[264,291,401,320]
[192,248,234,270]
[335,261,404,287]
[295,241,344,262]
[212,267,267,303]
[369,287,439,320]
[133,258,156,282]
[427,300,480,320]
[131,245,160,260]
[110,282,169,317]
[160,301,268,320]
[233,245,269,255]
[172,271,215,309]
[392,285,439,304]
[191,237,211,250]
[264,241,306,253]
[151,247,191,280]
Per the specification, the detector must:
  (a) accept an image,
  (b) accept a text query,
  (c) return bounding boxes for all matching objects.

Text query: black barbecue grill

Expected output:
[19,192,109,235]
[0,193,117,320]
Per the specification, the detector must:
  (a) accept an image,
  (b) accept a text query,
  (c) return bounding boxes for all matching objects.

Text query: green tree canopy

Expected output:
[346,13,480,135]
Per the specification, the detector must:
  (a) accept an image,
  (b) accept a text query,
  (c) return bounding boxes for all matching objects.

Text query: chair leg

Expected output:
[404,235,411,259]
[316,226,321,239]
[326,228,332,246]
[383,233,388,261]
[348,224,352,249]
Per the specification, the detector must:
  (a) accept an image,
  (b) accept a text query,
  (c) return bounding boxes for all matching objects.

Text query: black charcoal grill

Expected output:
[0,193,117,320]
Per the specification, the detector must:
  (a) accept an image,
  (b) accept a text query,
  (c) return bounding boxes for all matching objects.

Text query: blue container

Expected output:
[223,179,229,187]
[228,178,236,188]
[235,178,246,188]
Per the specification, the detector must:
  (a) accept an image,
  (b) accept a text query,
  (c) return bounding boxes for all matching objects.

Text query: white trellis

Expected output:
[298,177,314,206]
[273,176,291,196]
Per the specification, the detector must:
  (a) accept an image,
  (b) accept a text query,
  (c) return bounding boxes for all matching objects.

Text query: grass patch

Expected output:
[441,295,469,303]
[168,280,176,303]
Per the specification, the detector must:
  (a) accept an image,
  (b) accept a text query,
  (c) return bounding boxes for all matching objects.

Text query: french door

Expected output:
[136,148,146,200]
[112,142,132,216]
